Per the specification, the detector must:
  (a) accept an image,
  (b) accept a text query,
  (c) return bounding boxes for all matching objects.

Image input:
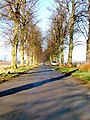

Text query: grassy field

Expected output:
[52,66,90,83]
[0,66,33,84]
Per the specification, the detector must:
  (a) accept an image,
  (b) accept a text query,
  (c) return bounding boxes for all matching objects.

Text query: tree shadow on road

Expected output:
[9,69,54,76]
[0,69,78,97]
[26,69,54,75]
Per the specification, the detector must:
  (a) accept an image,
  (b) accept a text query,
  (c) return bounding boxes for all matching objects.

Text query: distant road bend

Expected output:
[0,65,90,120]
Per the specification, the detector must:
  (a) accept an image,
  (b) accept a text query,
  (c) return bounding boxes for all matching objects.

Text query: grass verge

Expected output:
[52,66,90,83]
[0,66,33,84]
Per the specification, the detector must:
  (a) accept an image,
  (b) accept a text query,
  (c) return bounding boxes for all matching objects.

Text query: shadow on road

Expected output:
[9,70,54,75]
[0,69,78,97]
[25,69,54,75]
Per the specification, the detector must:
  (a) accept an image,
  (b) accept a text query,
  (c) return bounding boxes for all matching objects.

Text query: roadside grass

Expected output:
[52,66,90,82]
[15,66,33,73]
[72,71,90,81]
[0,66,33,84]
[52,66,77,73]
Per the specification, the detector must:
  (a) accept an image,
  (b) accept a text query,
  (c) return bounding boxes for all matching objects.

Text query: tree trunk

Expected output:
[26,51,29,66]
[20,45,24,66]
[11,22,18,69]
[33,54,35,66]
[61,45,64,64]
[68,0,74,65]
[86,40,90,64]
[30,52,33,66]
[86,0,90,64]
[50,54,52,63]
[20,0,26,66]
[11,0,20,69]
[11,43,18,69]
[25,39,29,66]
[68,39,73,64]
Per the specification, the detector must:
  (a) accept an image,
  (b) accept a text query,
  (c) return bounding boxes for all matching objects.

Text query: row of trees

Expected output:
[0,0,43,69]
[44,0,90,65]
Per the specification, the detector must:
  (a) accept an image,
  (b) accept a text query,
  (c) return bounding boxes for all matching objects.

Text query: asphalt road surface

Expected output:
[0,65,90,120]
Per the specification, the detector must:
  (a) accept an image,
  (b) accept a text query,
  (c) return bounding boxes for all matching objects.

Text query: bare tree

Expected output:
[67,0,75,65]
[0,0,41,68]
[86,0,90,63]
[45,0,68,64]
[1,0,21,69]
[19,0,26,66]
[19,0,39,66]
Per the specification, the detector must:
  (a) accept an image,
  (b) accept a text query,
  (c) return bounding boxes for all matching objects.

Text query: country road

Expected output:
[0,65,90,120]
